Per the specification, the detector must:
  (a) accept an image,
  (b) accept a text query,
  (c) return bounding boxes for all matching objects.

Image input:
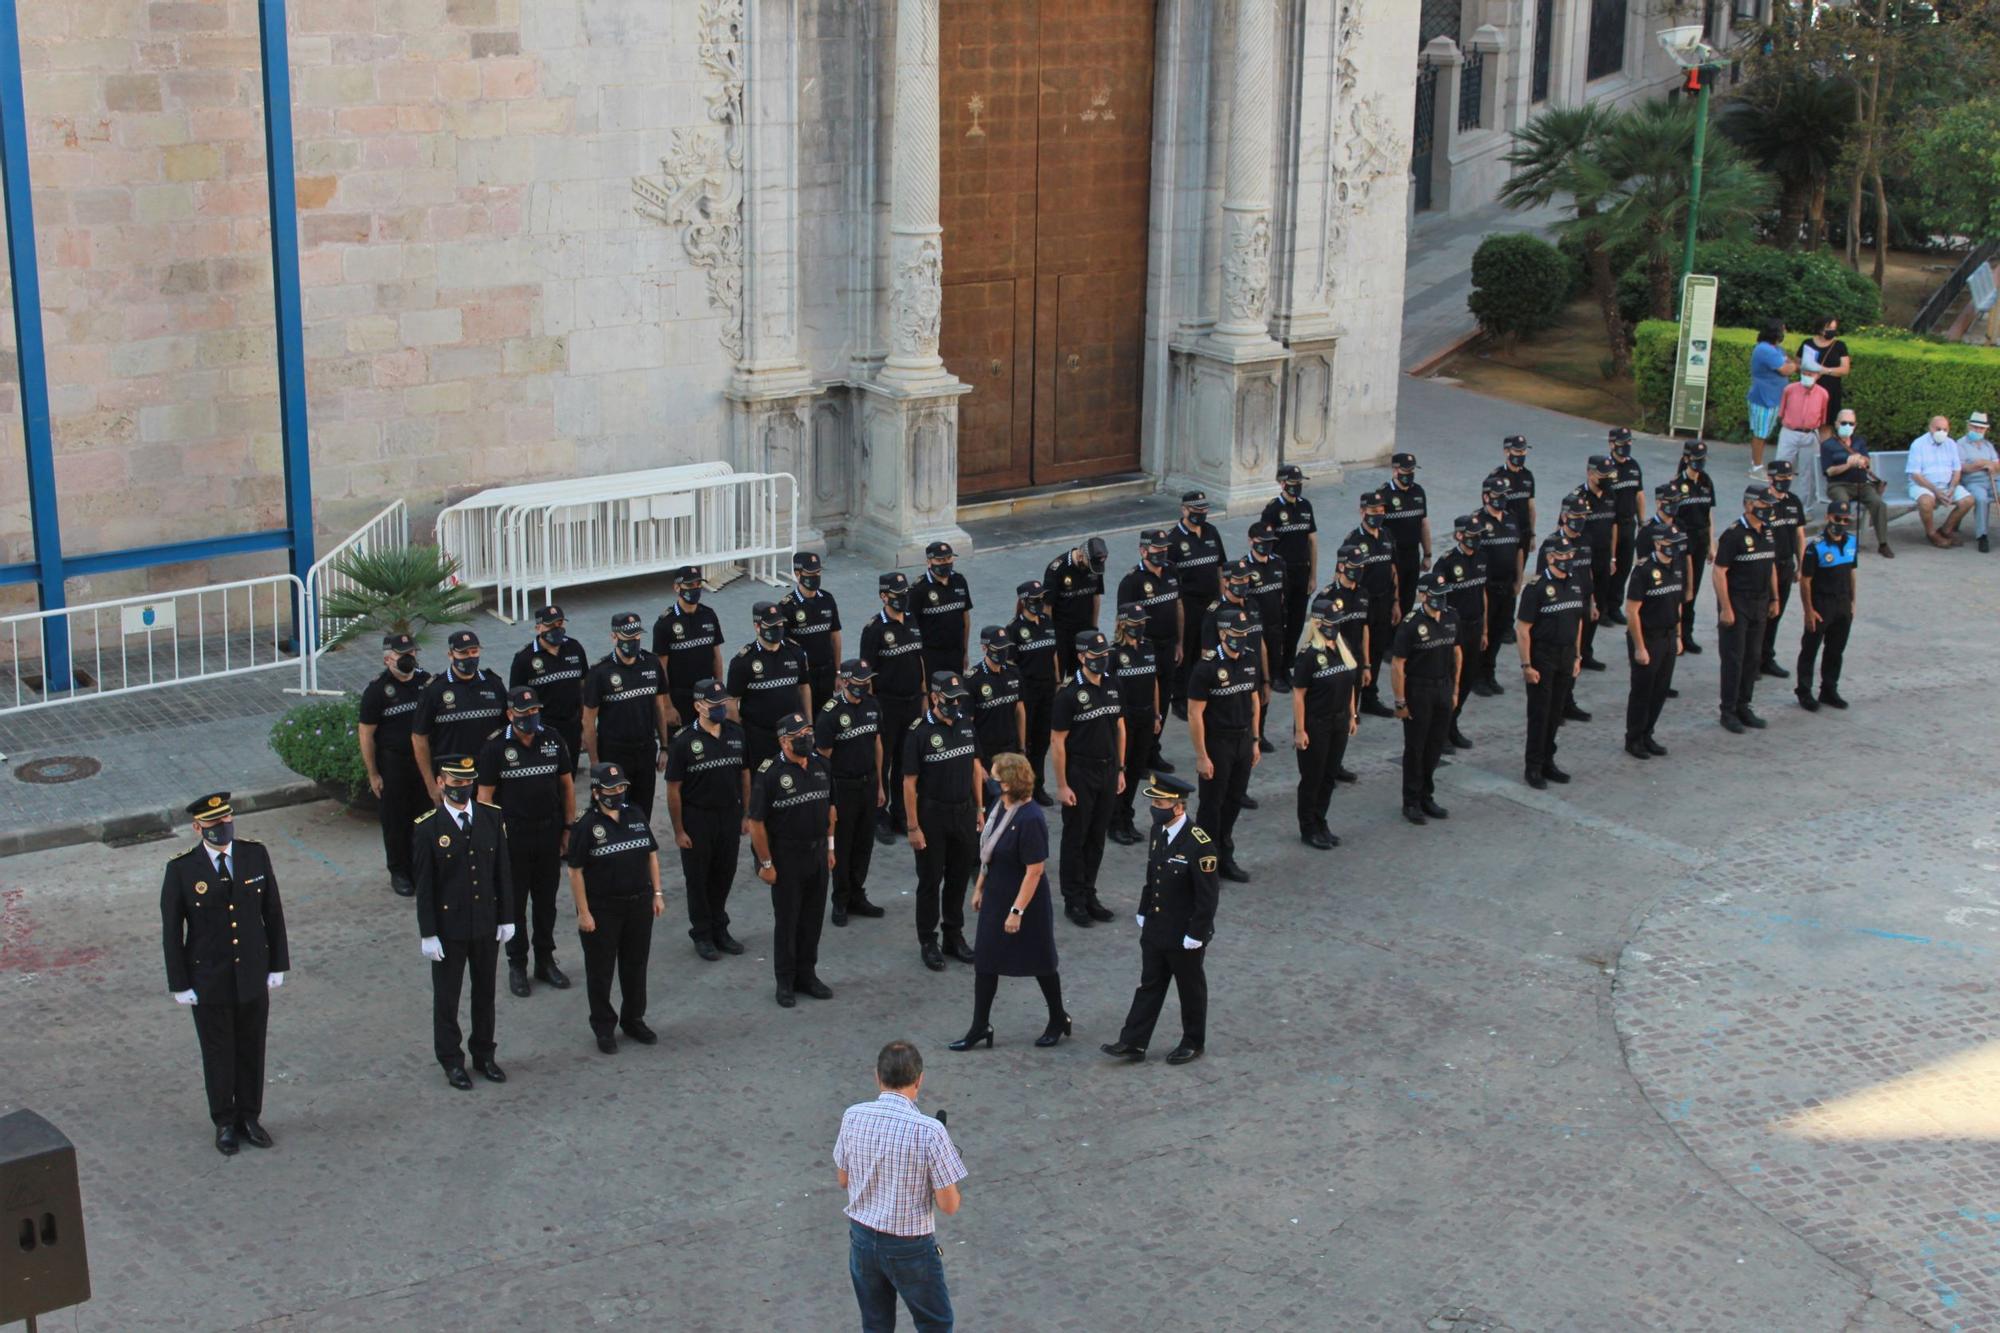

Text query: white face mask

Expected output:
[1935,429,1953,444]
[1800,375,1817,388]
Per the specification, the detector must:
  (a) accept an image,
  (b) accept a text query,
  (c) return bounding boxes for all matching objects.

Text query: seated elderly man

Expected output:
[1906,415,1975,549]
[1956,410,1998,554]
[1821,408,1894,558]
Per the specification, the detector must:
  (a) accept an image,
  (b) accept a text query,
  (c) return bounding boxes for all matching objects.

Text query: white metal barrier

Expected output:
[0,574,309,715]
[301,499,409,691]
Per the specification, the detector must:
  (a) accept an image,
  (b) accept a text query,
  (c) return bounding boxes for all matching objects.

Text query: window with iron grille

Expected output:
[1418,0,1463,48]
[1532,0,1555,102]
[1411,62,1439,212]
[1587,0,1628,81]
[1458,49,1485,132]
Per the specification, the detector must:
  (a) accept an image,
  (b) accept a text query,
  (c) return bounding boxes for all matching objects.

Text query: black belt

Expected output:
[832,772,875,784]
[684,802,741,815]
[1205,726,1249,738]
[919,794,974,807]
[878,692,919,705]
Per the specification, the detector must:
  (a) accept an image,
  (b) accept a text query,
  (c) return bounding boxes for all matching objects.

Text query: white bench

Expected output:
[1867,451,1917,525]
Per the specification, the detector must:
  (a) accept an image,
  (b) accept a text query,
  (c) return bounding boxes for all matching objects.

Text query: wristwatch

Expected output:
[1008,906,1024,916]
[758,858,773,870]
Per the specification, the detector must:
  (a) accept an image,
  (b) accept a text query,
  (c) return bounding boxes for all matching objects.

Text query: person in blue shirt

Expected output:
[1746,320,1796,475]
[1794,501,1860,711]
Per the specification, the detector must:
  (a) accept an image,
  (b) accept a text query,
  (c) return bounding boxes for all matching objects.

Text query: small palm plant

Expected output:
[317,544,484,650]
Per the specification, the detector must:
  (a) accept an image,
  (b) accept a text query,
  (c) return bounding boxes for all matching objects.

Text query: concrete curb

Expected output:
[0,778,326,860]
[1405,325,1483,378]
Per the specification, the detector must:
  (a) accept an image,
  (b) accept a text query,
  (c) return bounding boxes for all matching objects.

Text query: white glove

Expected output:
[1182,936,1204,950]
[421,936,445,962]
[1135,914,1146,928]
[496,924,516,945]
[266,972,285,989]
[172,989,197,1005]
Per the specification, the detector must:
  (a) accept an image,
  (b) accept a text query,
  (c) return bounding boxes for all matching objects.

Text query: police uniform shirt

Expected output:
[413,669,508,757]
[1115,563,1181,644]
[1290,638,1361,707]
[1051,671,1122,765]
[967,662,1024,756]
[726,641,810,730]
[564,807,657,898]
[582,654,667,744]
[1043,552,1104,627]
[1515,574,1587,655]
[1610,457,1645,517]
[1113,640,1159,717]
[779,588,842,669]
[476,729,574,822]
[1802,532,1858,619]
[915,570,973,657]
[509,637,589,726]
[1249,555,1288,629]
[1568,485,1616,546]
[1388,608,1460,682]
[1497,465,1536,535]
[901,710,980,804]
[1170,522,1227,602]
[859,613,926,699]
[359,667,432,754]
[1007,615,1060,694]
[1538,533,1594,601]
[652,603,725,690]
[1714,519,1777,601]
[749,755,834,842]
[664,720,749,813]
[1316,588,1370,660]
[1200,597,1266,656]
[1259,494,1318,569]
[1428,547,1488,637]
[1763,491,1806,569]
[1382,480,1428,551]
[1340,527,1398,601]
[1186,648,1260,730]
[1673,474,1716,535]
[1477,513,1522,578]
[814,695,882,780]
[1625,554,1687,633]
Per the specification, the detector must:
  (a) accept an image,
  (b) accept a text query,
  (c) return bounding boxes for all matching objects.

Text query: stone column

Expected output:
[1422,37,1464,216]
[1270,0,1343,484]
[1209,0,1284,354]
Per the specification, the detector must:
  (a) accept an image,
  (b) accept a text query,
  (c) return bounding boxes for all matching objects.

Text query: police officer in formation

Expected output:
[1670,442,1718,653]
[1496,434,1538,562]
[1245,524,1288,748]
[1470,476,1523,697]
[1343,489,1400,717]
[1623,522,1686,761]
[916,540,973,679]
[583,612,674,818]
[1606,426,1648,597]
[1291,595,1361,850]
[1758,458,1807,681]
[781,551,842,712]
[1795,500,1859,712]
[749,712,837,1007]
[728,601,812,767]
[476,686,574,997]
[1541,496,1599,724]
[1262,463,1319,672]
[413,755,513,1089]
[1713,485,1781,734]
[1006,580,1060,805]
[1390,571,1460,824]
[1109,603,1161,846]
[1168,491,1226,716]
[860,571,925,839]
[1428,515,1488,752]
[1382,452,1431,618]
[1185,605,1259,881]
[967,625,1026,765]
[1116,529,1182,767]
[1045,536,1108,679]
[511,604,589,762]
[1100,772,1216,1068]
[565,762,662,1053]
[411,629,507,802]
[663,678,748,961]
[1203,557,1275,774]
[904,671,985,970]
[1051,630,1124,928]
[816,659,887,926]
[652,566,724,731]
[162,792,289,1154]
[1517,538,1586,789]
[1572,455,1622,660]
[358,631,429,896]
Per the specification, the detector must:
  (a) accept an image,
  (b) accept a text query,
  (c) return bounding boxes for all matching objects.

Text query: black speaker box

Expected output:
[0,1108,90,1324]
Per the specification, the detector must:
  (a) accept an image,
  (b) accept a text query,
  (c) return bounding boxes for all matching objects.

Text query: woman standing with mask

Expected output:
[566,763,664,1053]
[950,752,1066,1050]
[1291,597,1361,851]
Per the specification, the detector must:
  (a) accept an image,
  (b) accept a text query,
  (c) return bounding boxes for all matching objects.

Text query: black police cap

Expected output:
[978,624,1010,647]
[447,629,480,650]
[507,685,541,710]
[590,762,628,788]
[925,540,956,560]
[1277,463,1304,481]
[1016,579,1044,598]
[1074,629,1109,653]
[611,612,643,634]
[1141,772,1196,801]
[1180,489,1210,510]
[792,551,822,572]
[694,678,729,703]
[382,631,415,652]
[673,565,705,584]
[534,604,564,624]
[1391,452,1419,468]
[839,657,876,680]
[186,791,233,820]
[930,671,970,698]
[434,754,477,779]
[878,571,909,593]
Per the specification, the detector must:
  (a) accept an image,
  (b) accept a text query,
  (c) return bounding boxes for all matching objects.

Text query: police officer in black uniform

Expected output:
[1169,491,1226,716]
[1291,596,1361,851]
[781,551,842,712]
[860,571,925,839]
[1607,427,1647,623]
[1714,485,1780,734]
[967,624,1025,765]
[1623,522,1685,760]
[565,763,663,1054]
[1312,546,1370,780]
[510,604,589,762]
[476,686,575,998]
[413,756,514,1089]
[1516,539,1587,789]
[904,671,986,971]
[916,540,973,679]
[1383,452,1431,618]
[358,631,430,896]
[1186,606,1259,882]
[1261,463,1318,673]
[1758,457,1807,680]
[1497,434,1538,562]
[1116,529,1181,766]
[1472,475,1523,696]
[1247,523,1289,731]
[1100,772,1217,1068]
[1045,536,1109,679]
[1343,489,1400,717]
[1672,442,1718,653]
[1429,515,1488,751]
[583,612,674,819]
[1390,571,1460,824]
[727,600,812,767]
[1796,500,1859,711]
[162,792,290,1154]
[816,658,887,925]
[1109,602,1160,845]
[1052,629,1124,928]
[412,629,507,802]
[652,566,724,731]
[749,712,837,1008]
[1006,579,1060,806]
[1541,495,1599,724]
[664,678,749,960]
[1570,455,1619,665]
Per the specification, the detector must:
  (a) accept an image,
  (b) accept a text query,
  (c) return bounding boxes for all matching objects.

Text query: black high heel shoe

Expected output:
[1035,1015,1073,1048]
[948,1026,995,1052]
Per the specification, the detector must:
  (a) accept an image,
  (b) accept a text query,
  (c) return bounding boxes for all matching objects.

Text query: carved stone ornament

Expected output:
[633,0,746,359]
[1326,2,1404,273]
[892,238,944,357]
[1222,216,1272,326]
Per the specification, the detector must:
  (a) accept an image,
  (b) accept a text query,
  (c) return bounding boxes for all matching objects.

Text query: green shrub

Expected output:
[1615,242,1882,333]
[270,698,369,803]
[1468,233,1572,340]
[1634,320,2000,444]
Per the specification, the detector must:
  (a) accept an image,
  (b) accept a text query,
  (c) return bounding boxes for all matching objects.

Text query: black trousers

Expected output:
[550,717,583,768]
[580,894,652,1038]
[744,722,780,769]
[1760,564,1796,667]
[678,805,740,943]
[600,739,658,820]
[921,645,964,683]
[770,839,830,987]
[914,796,977,945]
[876,694,921,831]
[1681,538,1710,641]
[1625,626,1678,743]
[1295,684,1353,832]
[1796,612,1852,692]
[190,992,268,1125]
[1174,595,1207,707]
[1022,689,1054,798]
[1053,617,1090,680]
[1400,678,1453,803]
[830,776,878,909]
[667,689,694,740]
[376,749,425,882]
[1117,710,1154,819]
[1281,569,1312,670]
[1392,546,1420,618]
[1591,546,1617,622]
[1613,517,1637,600]
[1058,757,1117,909]
[1522,648,1575,773]
[504,820,562,964]
[806,662,836,714]
[1147,637,1177,745]
[1717,607,1769,714]
[1196,730,1253,849]
[1117,943,1207,1051]
[1362,608,1394,701]
[1480,591,1511,680]
[432,935,498,1067]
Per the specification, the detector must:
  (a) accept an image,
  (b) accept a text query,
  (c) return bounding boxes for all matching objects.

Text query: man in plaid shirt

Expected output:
[834,1041,968,1330]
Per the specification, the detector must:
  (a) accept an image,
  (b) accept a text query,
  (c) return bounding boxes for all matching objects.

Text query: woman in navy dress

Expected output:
[949,752,1069,1049]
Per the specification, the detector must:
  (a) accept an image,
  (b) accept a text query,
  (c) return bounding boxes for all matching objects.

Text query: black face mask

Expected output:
[679,587,703,606]
[842,681,869,701]
[1021,598,1044,617]
[1282,481,1303,498]
[1394,470,1415,485]
[758,625,784,646]
[201,821,234,848]
[540,627,566,646]
[1251,541,1276,559]
[615,638,640,658]
[1770,477,1792,493]
[930,562,955,580]
[1143,549,1166,567]
[798,574,821,592]
[452,654,479,676]
[393,653,418,675]
[443,782,474,805]
[1150,805,1176,828]
[1362,512,1382,529]
[885,593,908,615]
[985,647,1011,668]
[514,713,543,734]
[1825,522,1849,540]
[1221,634,1248,656]
[784,734,813,758]
[1082,652,1110,675]
[598,790,626,810]
[1823,327,1838,339]
[933,700,959,722]
[1184,511,1205,528]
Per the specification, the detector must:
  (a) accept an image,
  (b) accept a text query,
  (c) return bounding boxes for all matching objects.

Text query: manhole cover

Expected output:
[15,755,102,784]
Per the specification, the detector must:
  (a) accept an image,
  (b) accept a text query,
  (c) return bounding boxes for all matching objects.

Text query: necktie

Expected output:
[214,853,231,882]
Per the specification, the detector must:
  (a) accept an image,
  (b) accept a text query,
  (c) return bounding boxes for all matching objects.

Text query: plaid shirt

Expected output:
[833,1092,968,1236]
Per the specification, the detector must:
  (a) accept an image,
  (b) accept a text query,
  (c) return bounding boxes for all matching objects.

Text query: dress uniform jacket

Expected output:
[162,839,290,1003]
[412,803,514,942]
[1141,820,1219,949]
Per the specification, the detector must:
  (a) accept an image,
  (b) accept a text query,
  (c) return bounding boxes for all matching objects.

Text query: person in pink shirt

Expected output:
[1774,371,1830,512]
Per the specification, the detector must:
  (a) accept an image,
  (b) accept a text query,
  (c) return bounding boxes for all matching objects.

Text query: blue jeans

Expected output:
[849,1219,954,1332]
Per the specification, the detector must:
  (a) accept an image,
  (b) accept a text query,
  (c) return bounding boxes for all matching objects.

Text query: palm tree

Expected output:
[316,544,484,650]
[1498,103,1629,373]
[1715,73,1857,249]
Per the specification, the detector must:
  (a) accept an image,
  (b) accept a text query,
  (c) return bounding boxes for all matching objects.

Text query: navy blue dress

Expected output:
[971,800,1057,977]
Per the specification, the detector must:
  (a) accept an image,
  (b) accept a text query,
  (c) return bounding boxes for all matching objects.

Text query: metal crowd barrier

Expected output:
[300,499,409,692]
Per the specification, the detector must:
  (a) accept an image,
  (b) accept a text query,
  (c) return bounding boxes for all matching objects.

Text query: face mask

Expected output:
[1283,481,1303,497]
[697,702,726,728]
[393,652,418,675]
[758,625,784,645]
[201,821,234,848]
[1836,423,1854,439]
[540,627,566,646]
[799,574,821,591]
[679,587,703,605]
[1395,469,1414,483]
[842,681,868,701]
[1226,582,1251,601]
[598,789,626,810]
[1823,327,1838,339]
[1362,512,1381,529]
[1184,511,1205,528]
[1934,429,1952,444]
[1974,429,1988,440]
[784,734,813,758]
[930,562,955,579]
[1422,596,1444,615]
[1801,376,1817,388]
[1221,634,1247,655]
[615,638,640,658]
[443,783,473,805]
[1082,653,1110,675]
[1150,804,1176,828]
[452,654,479,676]
[933,700,958,722]
[1825,522,1849,540]
[513,713,543,734]
[886,593,908,615]
[1021,598,1044,617]
[1143,549,1165,566]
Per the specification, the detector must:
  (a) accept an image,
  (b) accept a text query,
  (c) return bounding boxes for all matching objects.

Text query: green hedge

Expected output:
[1617,242,1882,332]
[270,698,369,803]
[1634,321,2000,445]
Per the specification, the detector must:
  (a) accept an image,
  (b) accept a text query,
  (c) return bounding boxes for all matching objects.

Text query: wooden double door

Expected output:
[940,0,1157,497]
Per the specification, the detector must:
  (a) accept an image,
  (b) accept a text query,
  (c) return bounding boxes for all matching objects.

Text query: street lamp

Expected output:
[1658,25,1722,302]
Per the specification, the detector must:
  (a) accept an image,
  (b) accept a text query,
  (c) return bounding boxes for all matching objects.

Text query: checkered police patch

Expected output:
[1143,581,1154,594]
[385,684,396,697]
[1178,543,1190,555]
[794,609,806,622]
[1453,565,1463,578]
[1218,668,1230,684]
[929,589,940,602]
[610,674,622,688]
[1078,690,1091,705]
[980,684,992,697]
[1017,627,1030,639]
[839,713,851,726]
[1391,497,1402,508]
[1279,510,1290,522]
[1417,623,1429,637]
[1652,567,1662,582]
[1545,585,1556,598]
[1119,653,1130,666]
[1317,653,1328,667]
[884,630,897,644]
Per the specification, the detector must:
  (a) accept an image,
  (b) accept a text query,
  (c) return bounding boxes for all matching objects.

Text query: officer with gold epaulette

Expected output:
[412,756,514,1091]
[162,792,290,1155]
[1100,772,1217,1068]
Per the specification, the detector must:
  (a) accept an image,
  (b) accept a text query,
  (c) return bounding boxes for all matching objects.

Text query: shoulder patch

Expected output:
[1190,826,1212,844]
[233,836,262,845]
[477,800,502,809]
[734,644,753,657]
[414,809,436,823]
[820,698,837,712]
[909,717,925,731]
[757,758,774,772]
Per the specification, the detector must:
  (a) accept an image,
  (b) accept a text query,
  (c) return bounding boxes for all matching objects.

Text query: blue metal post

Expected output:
[0,0,69,689]
[258,0,315,638]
